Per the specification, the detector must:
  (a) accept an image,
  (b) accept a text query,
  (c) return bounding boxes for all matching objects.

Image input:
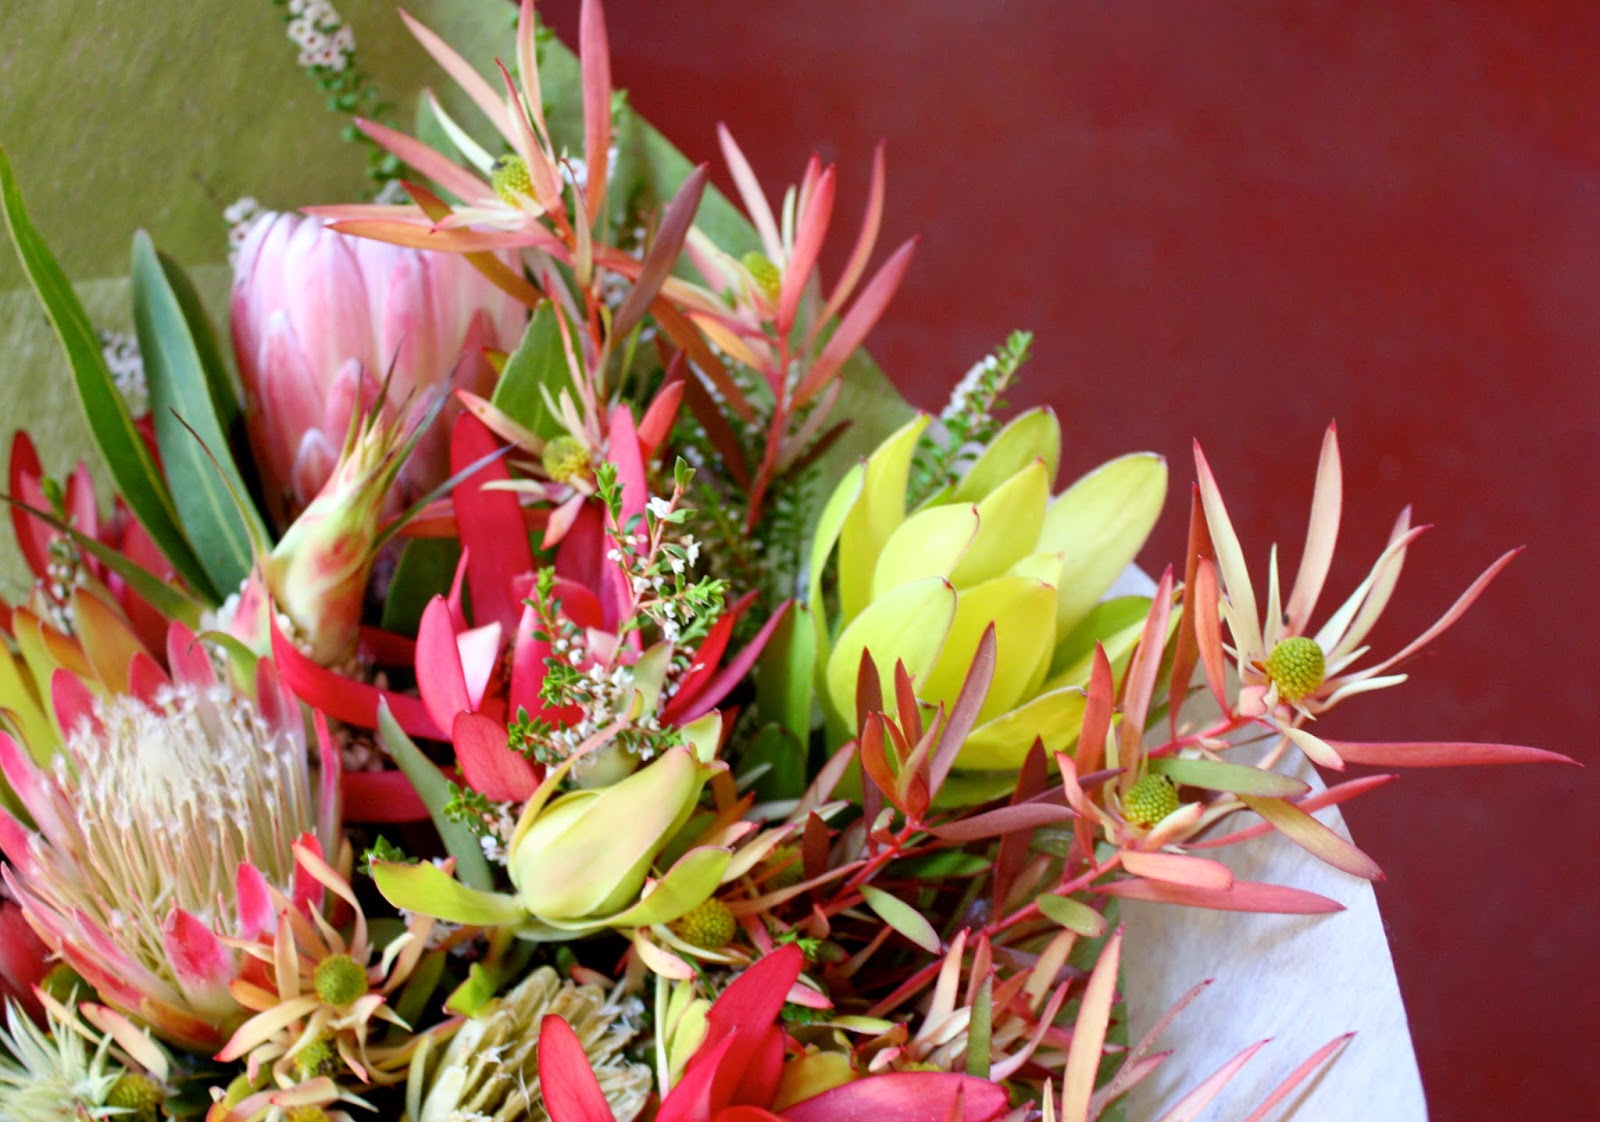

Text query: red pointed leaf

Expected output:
[454,711,538,801]
[537,1014,618,1122]
[452,412,533,633]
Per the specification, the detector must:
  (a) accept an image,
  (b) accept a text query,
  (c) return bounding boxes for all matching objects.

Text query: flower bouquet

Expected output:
[0,3,1574,1121]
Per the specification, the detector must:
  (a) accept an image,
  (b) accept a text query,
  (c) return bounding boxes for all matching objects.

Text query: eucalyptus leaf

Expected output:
[381,538,462,634]
[133,231,268,595]
[491,303,567,442]
[0,145,213,599]
[377,701,494,892]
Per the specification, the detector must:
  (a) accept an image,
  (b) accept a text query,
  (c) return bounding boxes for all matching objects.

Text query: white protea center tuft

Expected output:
[50,683,313,940]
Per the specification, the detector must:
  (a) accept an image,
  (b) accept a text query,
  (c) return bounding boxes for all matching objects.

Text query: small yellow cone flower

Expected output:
[810,408,1167,770]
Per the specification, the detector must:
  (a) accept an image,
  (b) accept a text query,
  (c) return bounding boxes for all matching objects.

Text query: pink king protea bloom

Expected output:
[231,211,527,525]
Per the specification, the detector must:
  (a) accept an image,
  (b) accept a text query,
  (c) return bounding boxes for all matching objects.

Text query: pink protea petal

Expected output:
[162,908,236,992]
[0,807,37,877]
[785,1074,1009,1122]
[284,220,375,383]
[166,622,217,691]
[49,669,99,742]
[290,430,340,512]
[290,832,326,915]
[126,651,170,707]
[606,404,648,523]
[454,711,538,802]
[0,901,48,1021]
[0,731,54,826]
[256,311,327,490]
[235,863,277,942]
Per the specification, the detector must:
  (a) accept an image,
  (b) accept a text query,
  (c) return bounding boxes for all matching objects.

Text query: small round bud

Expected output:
[491,154,534,206]
[294,1032,342,1080]
[542,435,592,484]
[284,1108,332,1122]
[669,897,737,949]
[740,251,782,302]
[1123,774,1179,828]
[105,1074,163,1122]
[313,953,369,1007]
[1264,636,1326,703]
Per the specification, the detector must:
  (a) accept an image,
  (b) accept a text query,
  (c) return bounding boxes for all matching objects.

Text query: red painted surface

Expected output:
[545,2,1599,1116]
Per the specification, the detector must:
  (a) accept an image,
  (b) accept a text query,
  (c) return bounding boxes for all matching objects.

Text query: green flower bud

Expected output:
[1264,636,1326,702]
[313,953,368,1007]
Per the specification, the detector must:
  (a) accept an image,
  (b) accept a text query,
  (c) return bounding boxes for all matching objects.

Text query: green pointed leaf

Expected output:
[154,246,241,435]
[1047,595,1154,685]
[372,859,525,926]
[1148,756,1311,798]
[607,846,731,928]
[953,406,1061,504]
[1040,452,1168,637]
[377,702,494,892]
[0,146,213,600]
[859,884,941,954]
[921,576,1056,720]
[443,962,499,1017]
[755,601,816,742]
[959,686,1088,770]
[824,576,956,724]
[380,538,462,633]
[491,302,567,442]
[966,975,993,1078]
[872,502,979,599]
[133,231,268,595]
[1037,891,1108,936]
[948,459,1050,588]
[838,414,931,625]
[0,493,206,626]
[741,723,808,802]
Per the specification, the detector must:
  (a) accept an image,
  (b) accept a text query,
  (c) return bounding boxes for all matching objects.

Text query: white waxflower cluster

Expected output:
[97,329,146,419]
[284,0,355,73]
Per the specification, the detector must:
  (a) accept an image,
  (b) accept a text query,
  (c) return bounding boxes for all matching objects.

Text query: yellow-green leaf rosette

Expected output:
[809,408,1167,771]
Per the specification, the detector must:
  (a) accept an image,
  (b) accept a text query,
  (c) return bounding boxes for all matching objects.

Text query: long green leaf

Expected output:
[859,884,941,954]
[155,248,241,434]
[0,145,213,598]
[491,303,567,442]
[1148,756,1311,799]
[377,702,494,892]
[0,493,205,625]
[380,538,461,634]
[132,231,268,595]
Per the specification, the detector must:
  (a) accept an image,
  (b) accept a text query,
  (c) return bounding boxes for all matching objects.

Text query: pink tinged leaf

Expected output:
[234,863,276,942]
[1238,1033,1355,1122]
[270,615,444,739]
[613,166,709,341]
[784,1073,1010,1122]
[821,143,887,326]
[341,769,434,823]
[0,731,52,828]
[1281,724,1346,771]
[928,623,997,799]
[1120,849,1235,890]
[1097,878,1343,915]
[1284,423,1343,634]
[1188,774,1395,849]
[929,802,1074,842]
[354,119,496,207]
[1191,560,1231,715]
[1365,548,1522,677]
[290,834,327,915]
[1153,1038,1271,1122]
[1075,643,1115,778]
[1191,440,1261,657]
[1324,738,1577,768]
[49,669,98,742]
[607,404,650,522]
[162,908,234,992]
[1327,505,1412,657]
[1239,794,1383,879]
[452,412,533,633]
[412,598,467,729]
[1113,979,1213,1097]
[667,600,793,726]
[792,237,918,409]
[778,166,836,334]
[1119,568,1174,757]
[1168,486,1211,737]
[327,217,563,256]
[578,0,612,215]
[718,124,783,260]
[454,711,537,801]
[637,376,685,456]
[1060,926,1124,1122]
[313,710,342,847]
[397,8,516,140]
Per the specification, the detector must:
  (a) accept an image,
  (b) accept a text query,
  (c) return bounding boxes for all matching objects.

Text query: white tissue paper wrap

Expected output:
[1106,567,1427,1121]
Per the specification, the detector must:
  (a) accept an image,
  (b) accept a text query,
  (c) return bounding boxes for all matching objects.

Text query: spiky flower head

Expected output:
[407,966,650,1122]
[0,992,172,1122]
[217,840,430,1088]
[1122,774,1179,828]
[0,635,335,1051]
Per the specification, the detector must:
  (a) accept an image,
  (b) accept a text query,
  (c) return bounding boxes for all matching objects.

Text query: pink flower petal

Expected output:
[454,711,538,802]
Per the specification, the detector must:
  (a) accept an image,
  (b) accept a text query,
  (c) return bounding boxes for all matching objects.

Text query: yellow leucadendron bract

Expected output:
[810,408,1167,769]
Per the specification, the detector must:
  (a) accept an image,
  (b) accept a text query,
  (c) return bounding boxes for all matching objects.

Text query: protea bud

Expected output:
[813,409,1168,772]
[231,212,526,526]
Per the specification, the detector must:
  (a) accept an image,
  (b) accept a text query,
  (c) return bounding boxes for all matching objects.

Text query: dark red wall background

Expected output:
[543,2,1598,1116]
